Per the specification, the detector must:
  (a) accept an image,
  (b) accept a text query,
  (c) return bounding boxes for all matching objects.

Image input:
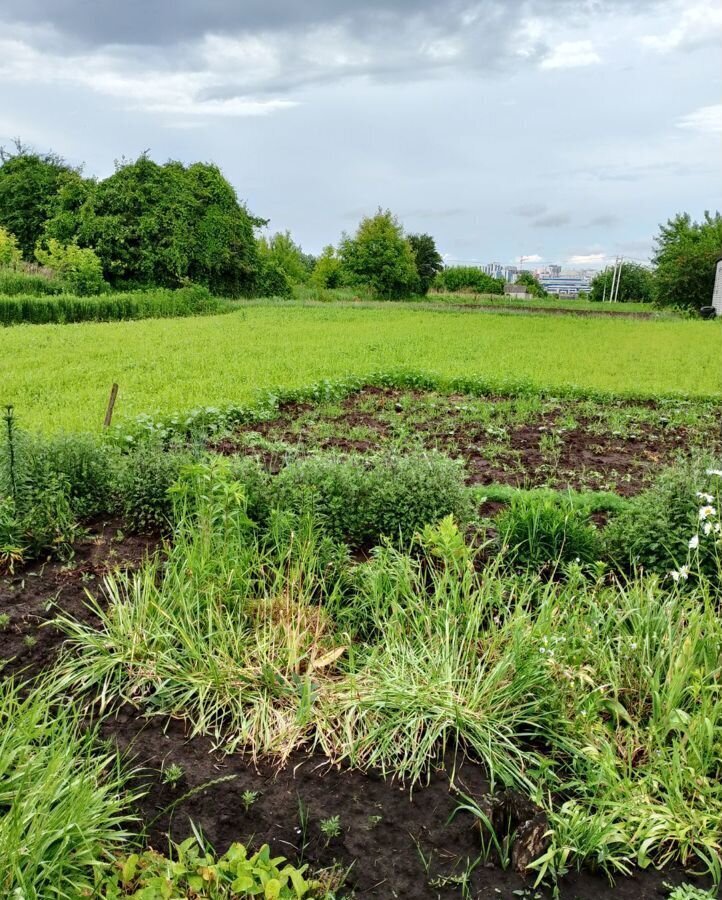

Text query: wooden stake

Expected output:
[103,383,119,428]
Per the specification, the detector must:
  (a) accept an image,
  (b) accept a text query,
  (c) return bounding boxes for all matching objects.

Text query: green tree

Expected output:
[34,239,107,295]
[258,231,310,284]
[0,226,22,268]
[44,154,263,295]
[515,271,547,298]
[653,211,722,310]
[0,141,77,258]
[433,266,504,294]
[311,245,343,288]
[339,209,419,299]
[408,233,443,294]
[589,262,654,303]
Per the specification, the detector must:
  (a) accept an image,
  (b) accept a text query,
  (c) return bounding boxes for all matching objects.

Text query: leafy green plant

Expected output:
[496,495,600,572]
[161,762,184,788]
[272,451,471,547]
[319,816,341,844]
[115,443,191,532]
[104,837,324,898]
[242,789,261,811]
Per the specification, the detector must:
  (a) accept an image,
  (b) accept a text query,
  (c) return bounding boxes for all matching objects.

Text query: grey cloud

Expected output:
[587,214,620,227]
[532,212,571,228]
[513,203,547,217]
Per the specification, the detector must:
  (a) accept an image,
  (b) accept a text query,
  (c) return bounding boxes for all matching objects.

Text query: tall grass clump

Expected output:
[0,268,63,296]
[57,460,351,759]
[0,284,231,326]
[0,678,135,899]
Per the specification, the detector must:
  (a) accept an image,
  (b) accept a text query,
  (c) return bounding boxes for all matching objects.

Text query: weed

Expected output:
[320,816,341,843]
[242,789,261,811]
[161,762,184,788]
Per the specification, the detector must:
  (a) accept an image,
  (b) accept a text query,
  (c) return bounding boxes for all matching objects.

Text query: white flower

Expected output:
[670,565,690,583]
[706,469,722,477]
[688,534,699,549]
[699,506,717,521]
[703,521,713,535]
[696,492,714,504]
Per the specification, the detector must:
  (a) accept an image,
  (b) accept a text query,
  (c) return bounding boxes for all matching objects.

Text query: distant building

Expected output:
[504,283,531,299]
[483,262,504,279]
[538,272,592,297]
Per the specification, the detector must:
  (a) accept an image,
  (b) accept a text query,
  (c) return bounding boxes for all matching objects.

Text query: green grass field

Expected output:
[1,303,720,432]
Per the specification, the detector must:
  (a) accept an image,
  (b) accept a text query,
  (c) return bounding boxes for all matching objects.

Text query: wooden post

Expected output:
[103,383,119,428]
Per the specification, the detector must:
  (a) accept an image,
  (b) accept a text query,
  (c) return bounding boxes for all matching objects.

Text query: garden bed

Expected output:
[213,387,722,496]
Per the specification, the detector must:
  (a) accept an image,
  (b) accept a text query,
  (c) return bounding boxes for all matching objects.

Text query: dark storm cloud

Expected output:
[532,212,572,228]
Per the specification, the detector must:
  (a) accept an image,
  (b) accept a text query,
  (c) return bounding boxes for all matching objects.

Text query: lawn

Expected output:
[1,303,720,432]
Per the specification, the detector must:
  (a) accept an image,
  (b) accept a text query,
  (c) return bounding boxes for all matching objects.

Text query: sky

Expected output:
[0,0,720,269]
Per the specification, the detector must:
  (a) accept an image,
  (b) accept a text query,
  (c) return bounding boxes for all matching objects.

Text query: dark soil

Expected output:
[0,520,158,679]
[104,710,710,899]
[212,388,722,497]
[2,524,716,899]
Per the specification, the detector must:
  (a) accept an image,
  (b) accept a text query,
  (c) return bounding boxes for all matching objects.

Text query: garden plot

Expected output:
[213,387,722,496]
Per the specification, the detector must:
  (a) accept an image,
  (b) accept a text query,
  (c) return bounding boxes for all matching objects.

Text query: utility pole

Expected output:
[613,256,623,303]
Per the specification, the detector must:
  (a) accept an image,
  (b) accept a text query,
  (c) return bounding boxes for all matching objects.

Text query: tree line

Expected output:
[0,142,719,308]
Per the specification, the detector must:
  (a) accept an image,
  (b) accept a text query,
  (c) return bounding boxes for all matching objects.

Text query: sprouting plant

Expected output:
[366,814,383,830]
[320,815,341,843]
[242,789,260,811]
[297,797,310,864]
[161,762,184,788]
[23,634,37,649]
[4,404,17,506]
[0,613,10,629]
[665,884,716,900]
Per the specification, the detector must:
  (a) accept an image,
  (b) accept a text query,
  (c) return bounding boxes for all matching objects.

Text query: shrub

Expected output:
[115,443,191,533]
[254,258,294,298]
[35,238,107,295]
[272,452,471,547]
[311,245,343,288]
[0,225,22,267]
[653,211,722,311]
[604,460,721,579]
[496,495,600,572]
[432,266,504,294]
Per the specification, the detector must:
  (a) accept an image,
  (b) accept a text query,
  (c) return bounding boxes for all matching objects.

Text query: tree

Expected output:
[407,234,443,295]
[433,266,504,294]
[653,211,722,310]
[311,245,343,288]
[515,271,547,298]
[44,154,263,295]
[0,141,77,258]
[0,226,22,268]
[589,262,654,303]
[258,231,310,284]
[339,209,419,299]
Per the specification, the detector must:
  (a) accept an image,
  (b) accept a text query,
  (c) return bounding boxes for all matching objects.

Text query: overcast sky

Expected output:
[0,0,720,268]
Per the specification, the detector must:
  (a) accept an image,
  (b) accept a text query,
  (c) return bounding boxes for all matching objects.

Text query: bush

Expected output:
[653,211,722,311]
[115,443,191,533]
[604,461,722,579]
[0,225,22,267]
[35,238,107,295]
[272,451,471,547]
[254,258,294,298]
[433,266,504,294]
[496,496,600,572]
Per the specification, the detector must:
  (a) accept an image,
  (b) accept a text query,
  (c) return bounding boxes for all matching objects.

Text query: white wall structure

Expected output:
[713,258,722,316]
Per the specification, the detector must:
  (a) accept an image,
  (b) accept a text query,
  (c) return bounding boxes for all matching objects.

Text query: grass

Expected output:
[0,678,135,899]
[1,303,720,432]
[427,291,663,315]
[54,466,722,885]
